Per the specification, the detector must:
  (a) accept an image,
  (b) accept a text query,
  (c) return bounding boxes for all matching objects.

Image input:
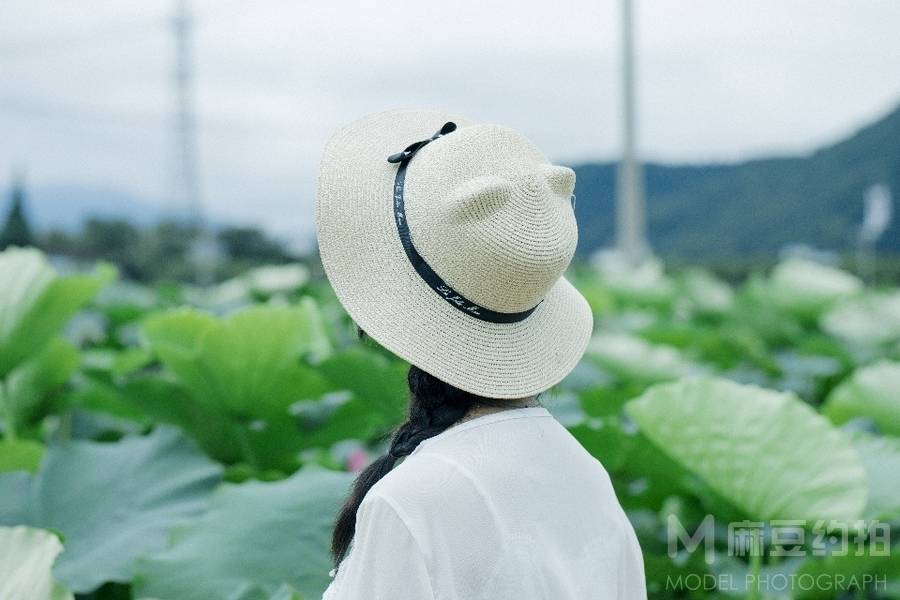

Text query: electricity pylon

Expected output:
[171,0,219,285]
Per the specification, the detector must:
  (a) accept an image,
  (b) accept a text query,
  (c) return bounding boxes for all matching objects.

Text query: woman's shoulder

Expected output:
[365,449,497,525]
[360,451,505,579]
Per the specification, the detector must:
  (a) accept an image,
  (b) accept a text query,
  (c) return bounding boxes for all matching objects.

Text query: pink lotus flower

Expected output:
[346,448,369,472]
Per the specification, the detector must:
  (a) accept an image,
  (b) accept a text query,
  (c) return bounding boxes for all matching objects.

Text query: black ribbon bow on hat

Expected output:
[387,122,458,164]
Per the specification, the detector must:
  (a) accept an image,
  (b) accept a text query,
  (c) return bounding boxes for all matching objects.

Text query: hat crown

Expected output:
[405,124,578,313]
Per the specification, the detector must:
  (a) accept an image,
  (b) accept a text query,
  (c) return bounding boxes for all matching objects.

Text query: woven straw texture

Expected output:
[316,109,593,399]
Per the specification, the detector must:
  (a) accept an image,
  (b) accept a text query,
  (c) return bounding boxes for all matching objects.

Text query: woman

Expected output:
[317,109,646,599]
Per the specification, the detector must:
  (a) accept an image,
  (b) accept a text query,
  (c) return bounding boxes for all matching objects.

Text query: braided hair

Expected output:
[331,363,499,565]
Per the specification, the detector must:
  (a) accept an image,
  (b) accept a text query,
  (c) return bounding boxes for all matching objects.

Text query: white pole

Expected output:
[856,183,893,284]
[616,0,648,264]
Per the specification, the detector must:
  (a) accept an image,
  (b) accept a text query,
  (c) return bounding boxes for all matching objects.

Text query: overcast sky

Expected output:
[2,0,899,245]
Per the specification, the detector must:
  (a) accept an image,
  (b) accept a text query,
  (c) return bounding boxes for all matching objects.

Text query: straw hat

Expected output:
[316,109,592,399]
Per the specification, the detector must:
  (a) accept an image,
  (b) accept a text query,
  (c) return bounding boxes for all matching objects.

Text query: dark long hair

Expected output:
[331,363,498,565]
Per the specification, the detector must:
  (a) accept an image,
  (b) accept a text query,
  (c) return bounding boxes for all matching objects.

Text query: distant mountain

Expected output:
[5,105,898,261]
[571,104,900,259]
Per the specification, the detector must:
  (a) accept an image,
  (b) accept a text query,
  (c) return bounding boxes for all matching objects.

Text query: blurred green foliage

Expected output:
[0,247,897,599]
[38,218,295,283]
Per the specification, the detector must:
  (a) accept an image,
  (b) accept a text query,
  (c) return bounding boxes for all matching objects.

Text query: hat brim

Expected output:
[316,108,593,399]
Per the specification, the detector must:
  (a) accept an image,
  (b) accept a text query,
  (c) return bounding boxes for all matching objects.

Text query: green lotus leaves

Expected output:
[0,471,30,524]
[143,304,330,420]
[134,467,353,600]
[794,548,900,600]
[823,360,900,436]
[118,375,242,464]
[851,432,900,520]
[4,337,79,434]
[0,247,112,378]
[223,582,304,600]
[141,308,218,395]
[0,427,222,593]
[820,290,900,346]
[587,332,699,383]
[196,305,327,417]
[0,438,44,472]
[756,258,862,316]
[678,268,734,314]
[186,264,312,313]
[625,376,867,522]
[0,526,73,600]
[1,244,898,598]
[567,419,635,473]
[592,252,676,305]
[268,584,304,600]
[245,263,310,296]
[141,304,336,469]
[298,346,410,448]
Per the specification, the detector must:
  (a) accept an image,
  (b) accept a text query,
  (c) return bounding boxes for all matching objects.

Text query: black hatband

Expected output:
[388,122,540,324]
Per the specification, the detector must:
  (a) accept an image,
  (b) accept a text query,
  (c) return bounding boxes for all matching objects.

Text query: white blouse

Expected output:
[322,406,647,599]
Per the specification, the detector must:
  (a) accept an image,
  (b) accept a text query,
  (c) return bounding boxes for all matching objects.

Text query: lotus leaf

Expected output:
[625,377,866,522]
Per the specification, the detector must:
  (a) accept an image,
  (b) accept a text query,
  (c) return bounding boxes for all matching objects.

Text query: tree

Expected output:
[40,229,75,256]
[78,218,143,279]
[0,178,34,250]
[217,226,289,262]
